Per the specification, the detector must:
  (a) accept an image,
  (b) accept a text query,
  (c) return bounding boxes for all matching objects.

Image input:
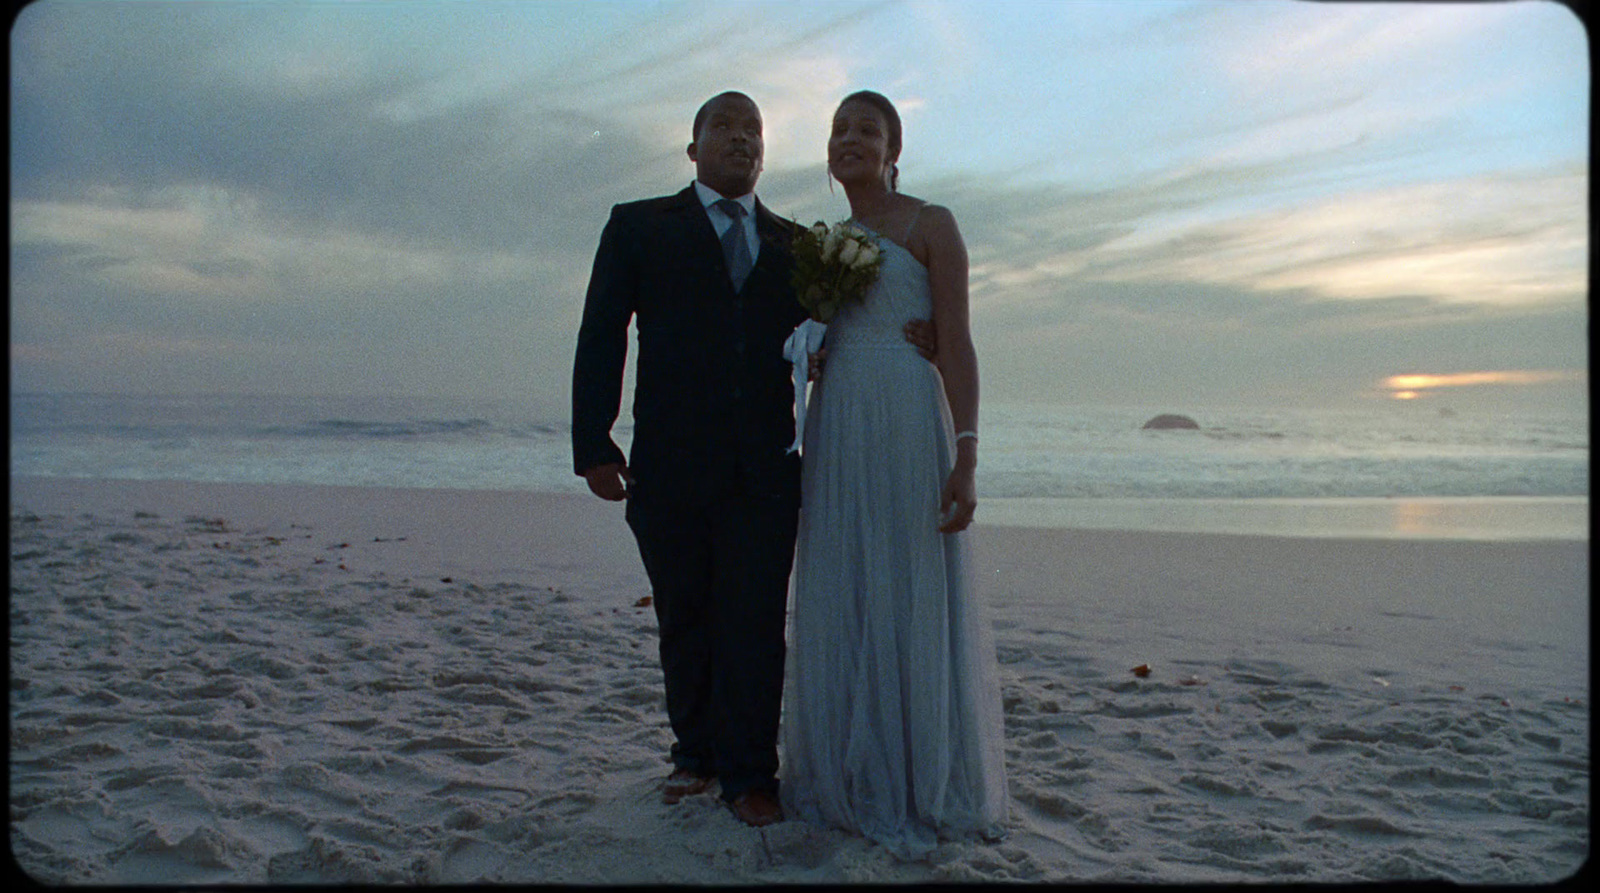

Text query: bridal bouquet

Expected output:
[790,220,883,322]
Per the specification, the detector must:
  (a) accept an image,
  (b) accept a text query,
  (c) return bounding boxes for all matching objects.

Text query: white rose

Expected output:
[854,242,880,269]
[837,239,860,266]
[821,229,841,263]
[810,222,829,238]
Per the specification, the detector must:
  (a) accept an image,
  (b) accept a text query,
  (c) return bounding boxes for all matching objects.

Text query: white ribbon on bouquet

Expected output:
[781,319,828,454]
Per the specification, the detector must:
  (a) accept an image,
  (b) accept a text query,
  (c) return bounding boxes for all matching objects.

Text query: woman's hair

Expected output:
[837,90,901,191]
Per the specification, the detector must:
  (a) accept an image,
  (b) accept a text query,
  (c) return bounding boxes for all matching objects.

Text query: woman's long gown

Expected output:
[781,210,1008,859]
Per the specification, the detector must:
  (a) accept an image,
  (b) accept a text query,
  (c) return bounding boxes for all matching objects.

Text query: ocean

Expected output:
[9,392,1588,540]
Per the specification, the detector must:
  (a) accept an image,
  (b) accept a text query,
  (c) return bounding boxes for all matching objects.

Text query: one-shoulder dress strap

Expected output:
[902,201,927,241]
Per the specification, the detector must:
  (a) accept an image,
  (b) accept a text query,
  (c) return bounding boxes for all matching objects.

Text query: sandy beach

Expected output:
[9,476,1589,883]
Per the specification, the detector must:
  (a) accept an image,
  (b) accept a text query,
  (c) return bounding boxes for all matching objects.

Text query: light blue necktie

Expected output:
[715,199,753,291]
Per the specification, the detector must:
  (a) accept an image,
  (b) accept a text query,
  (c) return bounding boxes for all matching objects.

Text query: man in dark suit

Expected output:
[571,92,805,827]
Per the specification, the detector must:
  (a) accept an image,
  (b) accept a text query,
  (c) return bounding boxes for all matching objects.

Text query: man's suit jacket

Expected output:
[572,184,808,505]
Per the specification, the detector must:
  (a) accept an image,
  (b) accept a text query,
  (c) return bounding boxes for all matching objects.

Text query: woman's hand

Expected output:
[938,464,977,533]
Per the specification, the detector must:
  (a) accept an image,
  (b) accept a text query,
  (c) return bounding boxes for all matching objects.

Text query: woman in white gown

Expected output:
[782,91,1008,859]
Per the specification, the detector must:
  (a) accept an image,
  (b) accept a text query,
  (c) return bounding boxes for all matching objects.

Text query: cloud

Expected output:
[923,149,1586,323]
[7,0,1587,416]
[1100,169,1585,306]
[10,2,696,404]
[12,191,547,305]
[1160,0,1585,200]
[912,158,1586,410]
[968,278,1588,410]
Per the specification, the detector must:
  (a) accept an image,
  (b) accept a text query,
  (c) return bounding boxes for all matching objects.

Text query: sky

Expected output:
[9,0,1590,417]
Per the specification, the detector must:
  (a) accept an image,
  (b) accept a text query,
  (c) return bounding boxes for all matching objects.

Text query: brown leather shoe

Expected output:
[728,789,783,827]
[662,769,714,804]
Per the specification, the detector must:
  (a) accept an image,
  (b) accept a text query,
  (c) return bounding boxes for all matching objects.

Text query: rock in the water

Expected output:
[1142,414,1200,430]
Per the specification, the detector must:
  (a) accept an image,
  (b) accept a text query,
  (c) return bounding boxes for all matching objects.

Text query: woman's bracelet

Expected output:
[955,430,979,444]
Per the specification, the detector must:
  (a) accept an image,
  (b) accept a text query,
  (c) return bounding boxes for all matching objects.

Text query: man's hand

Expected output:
[904,318,937,362]
[583,462,632,501]
[807,348,828,382]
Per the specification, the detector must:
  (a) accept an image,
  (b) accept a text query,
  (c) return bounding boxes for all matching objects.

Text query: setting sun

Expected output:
[1382,370,1585,399]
